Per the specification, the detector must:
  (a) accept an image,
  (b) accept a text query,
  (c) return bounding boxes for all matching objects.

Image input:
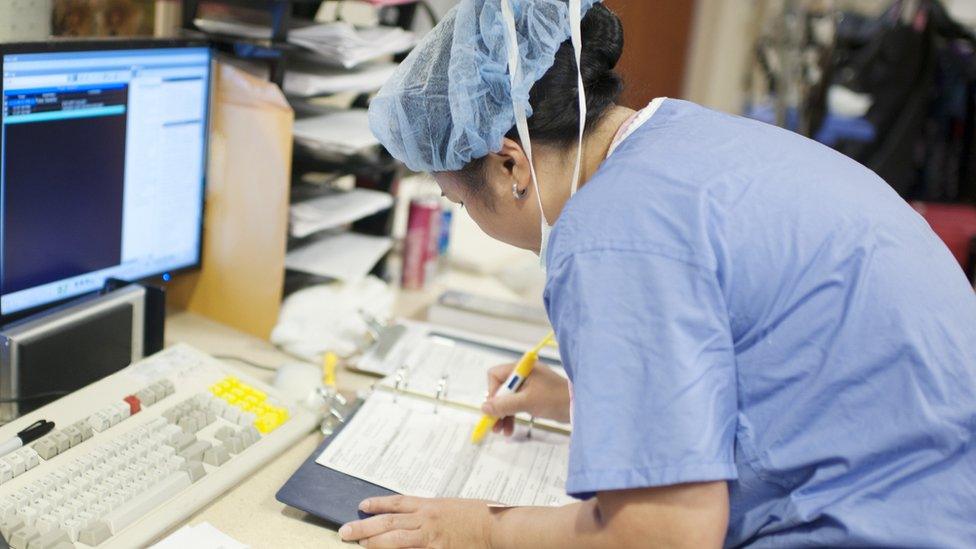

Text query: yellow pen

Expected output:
[322,352,338,389]
[470,331,556,444]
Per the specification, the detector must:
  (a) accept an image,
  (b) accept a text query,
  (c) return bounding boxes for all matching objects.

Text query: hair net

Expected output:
[368,0,602,173]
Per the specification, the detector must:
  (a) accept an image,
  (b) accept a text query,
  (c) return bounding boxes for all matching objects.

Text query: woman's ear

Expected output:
[485,138,532,199]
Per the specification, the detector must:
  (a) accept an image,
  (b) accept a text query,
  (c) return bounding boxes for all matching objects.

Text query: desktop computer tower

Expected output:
[0,284,164,421]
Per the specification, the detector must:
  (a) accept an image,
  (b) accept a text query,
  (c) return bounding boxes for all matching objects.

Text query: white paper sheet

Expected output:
[292,109,378,156]
[150,522,248,549]
[290,187,393,238]
[284,62,397,97]
[288,23,415,69]
[286,232,393,282]
[382,335,519,408]
[317,391,573,507]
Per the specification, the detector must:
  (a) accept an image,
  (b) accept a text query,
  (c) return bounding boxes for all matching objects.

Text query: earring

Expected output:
[512,182,526,200]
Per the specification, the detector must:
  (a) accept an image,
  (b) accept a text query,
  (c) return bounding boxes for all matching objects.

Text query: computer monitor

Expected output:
[0,41,212,318]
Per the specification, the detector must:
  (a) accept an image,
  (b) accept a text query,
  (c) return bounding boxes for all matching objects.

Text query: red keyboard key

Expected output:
[123,395,141,415]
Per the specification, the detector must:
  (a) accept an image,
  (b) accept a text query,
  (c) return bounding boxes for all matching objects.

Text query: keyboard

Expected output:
[0,344,319,548]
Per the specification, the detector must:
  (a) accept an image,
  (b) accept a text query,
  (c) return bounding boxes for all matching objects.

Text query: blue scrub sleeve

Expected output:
[545,249,739,498]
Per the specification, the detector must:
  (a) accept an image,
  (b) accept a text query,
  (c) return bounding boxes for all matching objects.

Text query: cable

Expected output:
[212,355,279,372]
[0,390,70,404]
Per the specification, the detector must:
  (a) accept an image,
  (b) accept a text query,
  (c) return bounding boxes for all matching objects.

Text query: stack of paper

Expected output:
[286,231,393,282]
[289,22,415,68]
[284,61,397,97]
[194,19,415,69]
[194,18,264,39]
[292,109,379,157]
[290,187,393,238]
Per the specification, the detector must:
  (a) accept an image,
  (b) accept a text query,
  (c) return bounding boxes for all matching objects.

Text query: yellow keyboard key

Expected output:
[254,416,275,434]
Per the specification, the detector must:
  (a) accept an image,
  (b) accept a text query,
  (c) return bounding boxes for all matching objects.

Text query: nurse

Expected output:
[340,1,976,547]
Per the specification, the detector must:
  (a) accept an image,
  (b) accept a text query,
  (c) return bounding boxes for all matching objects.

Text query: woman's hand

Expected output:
[339,496,493,548]
[482,362,570,436]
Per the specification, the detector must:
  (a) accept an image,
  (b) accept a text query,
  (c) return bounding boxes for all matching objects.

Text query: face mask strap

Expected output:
[501,0,548,232]
[569,0,586,196]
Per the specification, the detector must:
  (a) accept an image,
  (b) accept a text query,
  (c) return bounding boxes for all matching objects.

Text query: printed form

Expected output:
[386,336,515,408]
[316,390,574,507]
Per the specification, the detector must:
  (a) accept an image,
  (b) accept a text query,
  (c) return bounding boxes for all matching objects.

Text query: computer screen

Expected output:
[0,43,211,316]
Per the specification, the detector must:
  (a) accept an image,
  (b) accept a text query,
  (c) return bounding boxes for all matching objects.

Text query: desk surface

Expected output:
[163,272,529,547]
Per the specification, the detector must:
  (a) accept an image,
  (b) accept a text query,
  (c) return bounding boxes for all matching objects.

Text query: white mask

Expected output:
[500,0,587,269]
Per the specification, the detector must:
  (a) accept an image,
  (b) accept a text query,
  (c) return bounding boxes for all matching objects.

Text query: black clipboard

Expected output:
[275,403,397,527]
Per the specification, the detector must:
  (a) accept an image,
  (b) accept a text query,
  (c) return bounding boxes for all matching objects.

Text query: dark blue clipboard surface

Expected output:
[275,404,397,527]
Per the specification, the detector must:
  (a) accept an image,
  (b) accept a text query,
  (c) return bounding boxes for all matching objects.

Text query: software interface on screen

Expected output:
[0,46,211,314]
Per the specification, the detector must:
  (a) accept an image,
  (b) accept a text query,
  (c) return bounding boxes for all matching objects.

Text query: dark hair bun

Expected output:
[582,4,625,76]
[513,3,625,145]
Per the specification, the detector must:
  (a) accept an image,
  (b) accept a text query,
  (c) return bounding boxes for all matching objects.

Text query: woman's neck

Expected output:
[535,105,637,221]
[579,105,638,186]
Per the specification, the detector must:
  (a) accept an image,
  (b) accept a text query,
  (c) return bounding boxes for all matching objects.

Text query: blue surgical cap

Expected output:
[368,0,602,173]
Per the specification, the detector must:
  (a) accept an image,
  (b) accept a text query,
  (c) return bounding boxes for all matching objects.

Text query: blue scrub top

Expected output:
[544,99,976,547]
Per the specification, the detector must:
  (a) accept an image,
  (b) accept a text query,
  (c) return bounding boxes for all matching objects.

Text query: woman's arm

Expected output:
[490,482,729,549]
[341,482,729,548]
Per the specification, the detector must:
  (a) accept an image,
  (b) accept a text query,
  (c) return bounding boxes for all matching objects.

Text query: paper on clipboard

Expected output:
[316,390,574,507]
[354,320,561,378]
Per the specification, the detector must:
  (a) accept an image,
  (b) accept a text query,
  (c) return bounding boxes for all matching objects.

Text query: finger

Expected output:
[359,529,426,549]
[338,513,420,541]
[492,416,513,434]
[486,363,516,395]
[360,495,421,515]
[481,391,528,417]
[502,416,515,437]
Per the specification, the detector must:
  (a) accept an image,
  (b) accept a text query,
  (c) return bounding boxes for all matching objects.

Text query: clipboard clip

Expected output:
[433,375,449,414]
[315,386,352,437]
[357,310,407,360]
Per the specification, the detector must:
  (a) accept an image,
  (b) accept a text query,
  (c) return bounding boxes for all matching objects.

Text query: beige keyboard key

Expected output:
[203,445,230,466]
[5,454,25,477]
[32,440,57,461]
[78,521,111,546]
[179,441,211,463]
[73,421,93,441]
[18,448,40,470]
[1,516,25,539]
[0,460,13,482]
[61,426,82,448]
[136,388,156,407]
[10,524,41,548]
[27,527,70,549]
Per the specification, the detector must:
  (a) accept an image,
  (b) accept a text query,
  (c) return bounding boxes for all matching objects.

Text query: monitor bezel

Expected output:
[0,38,214,324]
